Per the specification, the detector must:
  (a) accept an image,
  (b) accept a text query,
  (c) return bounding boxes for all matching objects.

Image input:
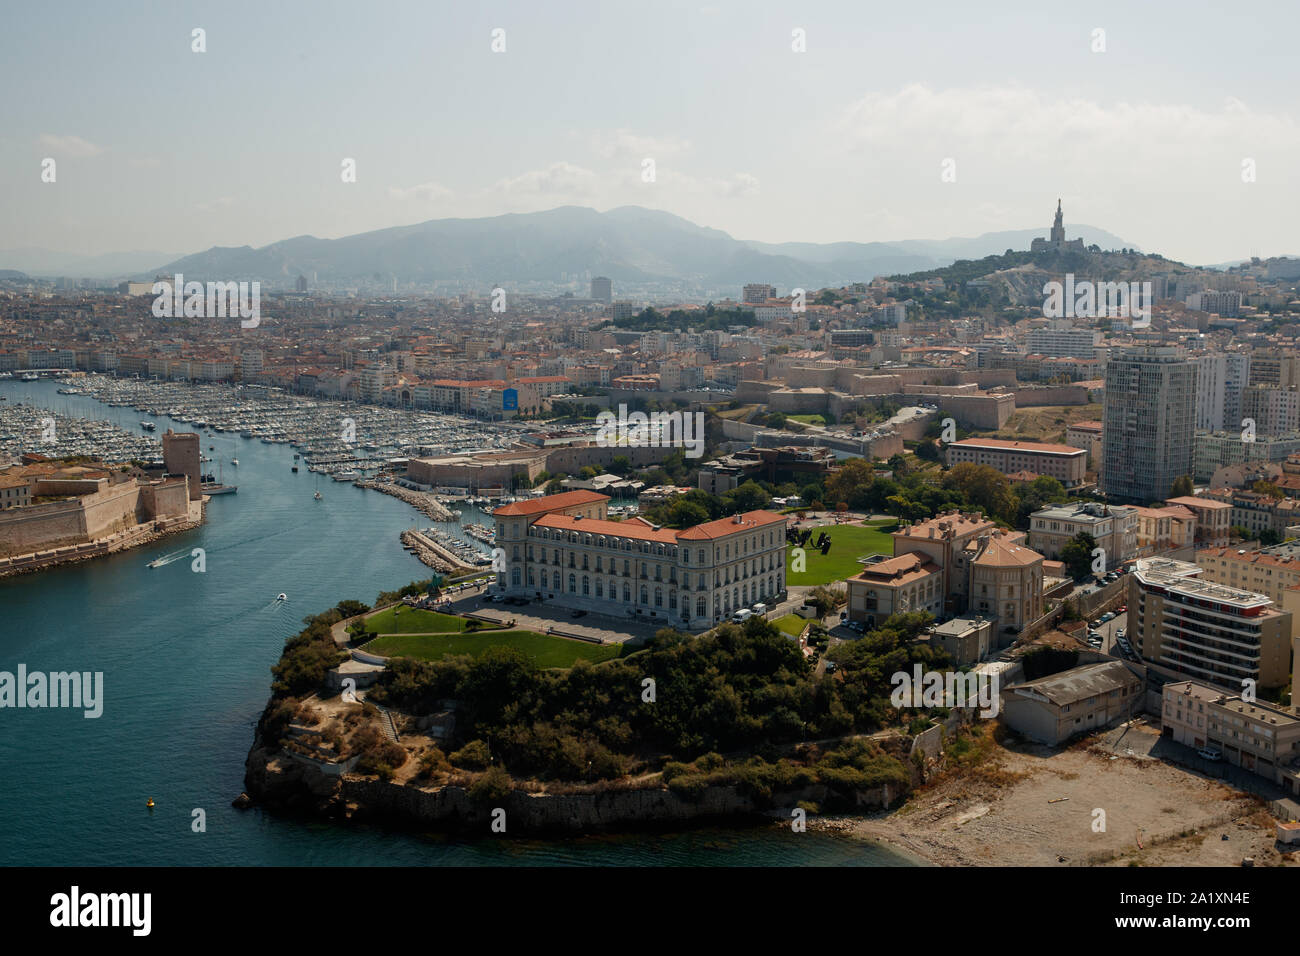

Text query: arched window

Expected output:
[623,583,631,602]
[696,597,706,617]
[654,588,663,607]
[511,568,520,586]
[640,586,648,605]
[568,574,577,593]
[595,579,603,597]
[552,570,560,590]
[582,575,590,595]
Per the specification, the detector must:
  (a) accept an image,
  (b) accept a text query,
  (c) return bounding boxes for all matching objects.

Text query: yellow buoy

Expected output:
[146,799,155,809]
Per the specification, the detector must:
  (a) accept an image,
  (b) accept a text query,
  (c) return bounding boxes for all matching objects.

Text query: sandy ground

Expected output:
[821,723,1298,867]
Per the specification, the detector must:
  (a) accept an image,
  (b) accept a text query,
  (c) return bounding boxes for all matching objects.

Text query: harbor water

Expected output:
[0,379,910,866]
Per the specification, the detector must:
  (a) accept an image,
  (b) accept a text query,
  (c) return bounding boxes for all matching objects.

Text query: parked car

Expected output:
[1197,747,1223,762]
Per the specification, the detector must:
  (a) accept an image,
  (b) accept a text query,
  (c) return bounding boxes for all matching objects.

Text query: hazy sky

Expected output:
[4,0,1299,264]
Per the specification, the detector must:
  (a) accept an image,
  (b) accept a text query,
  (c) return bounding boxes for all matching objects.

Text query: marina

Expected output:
[50,373,533,481]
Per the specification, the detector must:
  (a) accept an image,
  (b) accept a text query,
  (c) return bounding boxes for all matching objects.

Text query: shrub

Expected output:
[451,739,492,770]
[468,765,512,804]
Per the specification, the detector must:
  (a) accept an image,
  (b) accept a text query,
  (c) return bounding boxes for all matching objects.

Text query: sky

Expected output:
[3,0,1299,266]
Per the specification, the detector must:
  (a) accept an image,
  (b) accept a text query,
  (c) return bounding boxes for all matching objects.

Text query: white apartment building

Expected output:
[1194,352,1250,433]
[1025,326,1102,358]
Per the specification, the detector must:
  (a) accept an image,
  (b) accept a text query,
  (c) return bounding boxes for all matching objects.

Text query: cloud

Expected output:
[837,85,1300,166]
[37,134,104,157]
[388,182,453,201]
[493,161,597,196]
[711,172,759,198]
[593,129,691,162]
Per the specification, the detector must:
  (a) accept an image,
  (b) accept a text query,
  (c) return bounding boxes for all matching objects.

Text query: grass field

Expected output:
[787,414,828,426]
[772,614,809,637]
[362,630,625,667]
[785,519,898,586]
[363,607,472,634]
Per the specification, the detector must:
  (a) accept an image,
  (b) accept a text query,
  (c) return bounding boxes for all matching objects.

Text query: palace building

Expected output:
[491,491,788,629]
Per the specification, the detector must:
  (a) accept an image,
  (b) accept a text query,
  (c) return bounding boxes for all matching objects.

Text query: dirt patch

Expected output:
[838,731,1290,867]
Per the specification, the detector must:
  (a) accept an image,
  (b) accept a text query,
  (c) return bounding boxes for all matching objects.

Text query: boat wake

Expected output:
[146,548,192,569]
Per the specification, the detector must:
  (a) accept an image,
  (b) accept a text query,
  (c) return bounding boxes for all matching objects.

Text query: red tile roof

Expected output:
[492,490,609,516]
[676,510,787,540]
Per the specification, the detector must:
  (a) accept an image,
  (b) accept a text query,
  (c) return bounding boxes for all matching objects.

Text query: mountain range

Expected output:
[3,206,1136,291]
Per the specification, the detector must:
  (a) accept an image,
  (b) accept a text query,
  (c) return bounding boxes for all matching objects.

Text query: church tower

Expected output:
[1050,198,1065,243]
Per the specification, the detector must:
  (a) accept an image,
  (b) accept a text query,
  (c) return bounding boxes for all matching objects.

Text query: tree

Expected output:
[662,498,710,528]
[1253,480,1284,500]
[723,480,771,514]
[943,462,1017,524]
[1012,475,1069,529]
[1060,531,1098,580]
[914,438,942,462]
[1169,475,1194,498]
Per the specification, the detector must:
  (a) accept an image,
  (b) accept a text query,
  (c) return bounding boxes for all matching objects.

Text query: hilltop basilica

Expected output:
[1030,199,1086,253]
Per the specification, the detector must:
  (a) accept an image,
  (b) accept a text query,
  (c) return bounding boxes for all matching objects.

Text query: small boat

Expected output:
[291,465,298,473]
[276,593,288,601]
[146,798,154,809]
[314,491,322,500]
[147,557,165,569]
[231,458,239,466]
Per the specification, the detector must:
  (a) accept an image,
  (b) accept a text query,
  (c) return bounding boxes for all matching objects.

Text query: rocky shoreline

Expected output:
[241,734,902,836]
[355,480,457,522]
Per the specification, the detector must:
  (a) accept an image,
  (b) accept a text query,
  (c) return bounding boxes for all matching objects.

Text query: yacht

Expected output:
[230,458,239,466]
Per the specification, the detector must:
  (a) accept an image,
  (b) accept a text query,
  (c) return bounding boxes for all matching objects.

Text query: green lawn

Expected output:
[362,630,625,667]
[785,519,898,586]
[787,414,828,426]
[773,614,808,638]
[363,606,472,634]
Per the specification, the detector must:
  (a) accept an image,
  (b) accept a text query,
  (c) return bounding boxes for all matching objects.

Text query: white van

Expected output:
[751,603,767,616]
[731,609,753,623]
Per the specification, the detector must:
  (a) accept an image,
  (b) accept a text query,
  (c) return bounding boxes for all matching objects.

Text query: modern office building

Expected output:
[492,491,788,629]
[590,276,612,303]
[1192,432,1300,483]
[1128,557,1292,691]
[742,283,777,304]
[1101,347,1196,503]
